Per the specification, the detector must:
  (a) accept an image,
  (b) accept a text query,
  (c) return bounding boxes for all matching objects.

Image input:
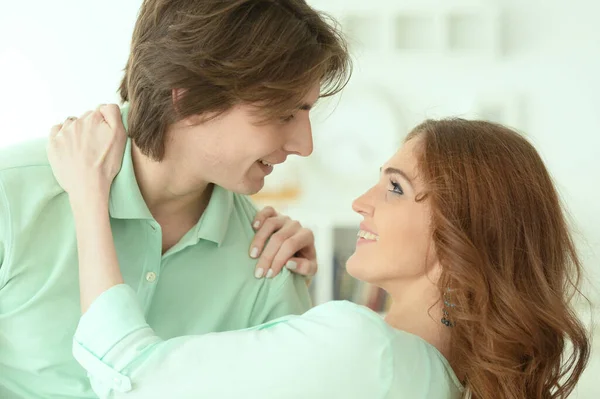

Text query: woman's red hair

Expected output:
[408,119,590,398]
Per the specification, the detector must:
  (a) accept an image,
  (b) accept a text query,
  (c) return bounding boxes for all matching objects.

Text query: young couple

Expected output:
[0,1,589,398]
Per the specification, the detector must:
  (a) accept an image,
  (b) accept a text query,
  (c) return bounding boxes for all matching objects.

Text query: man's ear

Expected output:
[172,88,187,107]
[172,88,201,125]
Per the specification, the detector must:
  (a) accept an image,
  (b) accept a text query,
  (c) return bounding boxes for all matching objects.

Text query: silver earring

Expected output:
[441,290,455,327]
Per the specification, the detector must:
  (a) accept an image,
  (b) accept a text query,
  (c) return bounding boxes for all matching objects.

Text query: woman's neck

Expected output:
[384,281,452,361]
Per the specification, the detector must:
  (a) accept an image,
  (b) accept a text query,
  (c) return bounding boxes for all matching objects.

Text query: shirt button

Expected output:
[146,272,157,283]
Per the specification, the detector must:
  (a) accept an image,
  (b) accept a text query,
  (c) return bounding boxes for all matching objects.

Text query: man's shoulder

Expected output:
[0,138,52,175]
[0,138,61,197]
[231,193,258,217]
[229,193,260,230]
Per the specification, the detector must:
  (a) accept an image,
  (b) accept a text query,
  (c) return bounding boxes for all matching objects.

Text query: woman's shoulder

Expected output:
[387,331,464,397]
[305,301,464,398]
[307,302,453,366]
[307,299,384,318]
[304,300,390,334]
[292,301,393,356]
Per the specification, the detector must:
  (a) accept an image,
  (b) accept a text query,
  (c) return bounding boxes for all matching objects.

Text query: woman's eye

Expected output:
[389,180,404,195]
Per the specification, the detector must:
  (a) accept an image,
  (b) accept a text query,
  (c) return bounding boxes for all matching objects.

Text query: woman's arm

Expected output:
[72,286,390,399]
[70,194,123,313]
[66,188,390,398]
[47,105,128,313]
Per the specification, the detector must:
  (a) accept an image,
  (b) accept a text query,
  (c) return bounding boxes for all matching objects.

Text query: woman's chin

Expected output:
[346,254,391,287]
[345,254,366,281]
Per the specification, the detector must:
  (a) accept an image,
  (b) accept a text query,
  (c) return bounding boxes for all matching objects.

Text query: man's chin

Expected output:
[229,178,265,196]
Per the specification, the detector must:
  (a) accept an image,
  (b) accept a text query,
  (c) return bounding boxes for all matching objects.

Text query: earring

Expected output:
[441,290,455,328]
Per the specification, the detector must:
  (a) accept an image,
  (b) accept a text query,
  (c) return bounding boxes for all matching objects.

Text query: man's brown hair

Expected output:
[119,0,351,160]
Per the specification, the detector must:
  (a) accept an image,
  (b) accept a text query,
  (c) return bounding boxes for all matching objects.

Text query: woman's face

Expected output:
[346,138,439,289]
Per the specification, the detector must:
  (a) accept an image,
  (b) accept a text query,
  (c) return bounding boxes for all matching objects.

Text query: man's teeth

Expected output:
[259,160,273,167]
[357,230,379,241]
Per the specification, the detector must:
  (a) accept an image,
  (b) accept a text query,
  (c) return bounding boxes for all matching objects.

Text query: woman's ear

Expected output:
[428,260,443,284]
[425,240,443,285]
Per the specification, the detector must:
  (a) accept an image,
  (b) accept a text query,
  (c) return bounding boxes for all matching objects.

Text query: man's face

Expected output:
[163,82,320,195]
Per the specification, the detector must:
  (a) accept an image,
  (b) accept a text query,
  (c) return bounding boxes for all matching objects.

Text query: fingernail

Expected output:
[285,261,297,271]
[255,268,264,279]
[250,247,259,258]
[253,220,260,229]
[266,269,274,279]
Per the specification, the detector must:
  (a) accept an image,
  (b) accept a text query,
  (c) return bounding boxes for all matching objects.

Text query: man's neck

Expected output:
[131,143,212,222]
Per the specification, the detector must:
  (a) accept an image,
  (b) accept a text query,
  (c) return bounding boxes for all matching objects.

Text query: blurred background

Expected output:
[0,0,598,396]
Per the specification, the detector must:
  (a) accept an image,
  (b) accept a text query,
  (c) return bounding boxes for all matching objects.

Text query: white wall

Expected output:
[0,1,141,147]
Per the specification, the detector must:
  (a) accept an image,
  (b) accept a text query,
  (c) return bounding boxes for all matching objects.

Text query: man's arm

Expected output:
[248,268,312,325]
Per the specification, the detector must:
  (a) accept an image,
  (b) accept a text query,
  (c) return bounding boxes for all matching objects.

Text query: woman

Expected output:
[48,107,590,398]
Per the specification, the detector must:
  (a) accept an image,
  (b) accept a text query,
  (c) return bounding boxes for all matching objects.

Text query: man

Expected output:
[0,0,350,397]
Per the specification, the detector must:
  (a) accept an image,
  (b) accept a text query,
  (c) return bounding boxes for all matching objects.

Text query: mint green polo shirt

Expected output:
[0,112,311,398]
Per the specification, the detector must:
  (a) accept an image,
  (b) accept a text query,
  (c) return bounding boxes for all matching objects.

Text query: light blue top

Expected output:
[73,285,464,398]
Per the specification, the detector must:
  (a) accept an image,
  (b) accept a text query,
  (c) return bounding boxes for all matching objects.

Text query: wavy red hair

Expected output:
[407,119,590,398]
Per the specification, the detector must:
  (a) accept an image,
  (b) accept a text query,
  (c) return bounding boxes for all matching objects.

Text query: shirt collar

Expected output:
[192,184,234,247]
[109,105,234,246]
[108,106,154,220]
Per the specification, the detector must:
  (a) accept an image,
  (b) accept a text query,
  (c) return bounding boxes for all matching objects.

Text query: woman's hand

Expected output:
[250,207,317,282]
[47,105,127,203]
